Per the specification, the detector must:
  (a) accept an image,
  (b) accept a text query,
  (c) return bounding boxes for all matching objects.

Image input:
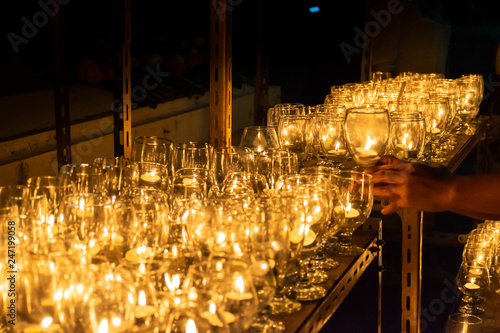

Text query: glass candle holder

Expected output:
[345,106,389,168]
[389,113,426,161]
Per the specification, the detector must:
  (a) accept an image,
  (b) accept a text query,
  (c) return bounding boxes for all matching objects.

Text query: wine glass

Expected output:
[27,176,61,225]
[92,157,128,199]
[456,260,490,314]
[344,106,390,168]
[247,197,289,330]
[131,135,173,167]
[388,113,426,162]
[445,313,483,333]
[59,164,93,195]
[171,142,213,175]
[278,176,329,301]
[315,113,349,168]
[419,97,450,163]
[277,115,310,166]
[332,170,374,256]
[239,126,280,153]
[212,146,255,192]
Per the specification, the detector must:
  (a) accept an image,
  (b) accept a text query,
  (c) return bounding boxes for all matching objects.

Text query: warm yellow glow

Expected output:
[235,276,245,293]
[112,317,121,327]
[365,137,376,151]
[346,203,352,212]
[138,290,147,307]
[209,302,217,314]
[335,141,340,151]
[98,318,109,333]
[41,317,53,328]
[408,141,413,150]
[165,273,181,291]
[186,318,197,333]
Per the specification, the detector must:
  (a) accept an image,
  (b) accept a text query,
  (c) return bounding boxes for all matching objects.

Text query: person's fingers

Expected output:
[381,201,399,215]
[379,155,402,165]
[371,170,409,184]
[372,185,395,197]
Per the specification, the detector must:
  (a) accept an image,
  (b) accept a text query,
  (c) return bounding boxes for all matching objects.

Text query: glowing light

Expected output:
[98,318,108,333]
[309,6,320,13]
[41,317,53,328]
[138,290,147,307]
[186,319,197,333]
[235,275,245,293]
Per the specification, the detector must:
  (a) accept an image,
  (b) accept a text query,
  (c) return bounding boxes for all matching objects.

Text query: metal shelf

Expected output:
[272,217,382,333]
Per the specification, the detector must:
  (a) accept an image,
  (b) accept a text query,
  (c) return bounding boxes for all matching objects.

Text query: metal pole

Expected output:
[210,0,232,148]
[52,3,71,169]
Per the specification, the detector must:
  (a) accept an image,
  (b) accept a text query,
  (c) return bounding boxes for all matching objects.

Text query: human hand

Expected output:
[364,155,454,214]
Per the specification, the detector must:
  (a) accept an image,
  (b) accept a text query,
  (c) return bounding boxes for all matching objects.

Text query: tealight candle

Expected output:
[355,147,378,158]
[225,276,253,301]
[464,282,480,290]
[125,246,154,261]
[135,305,156,319]
[328,142,347,156]
[140,172,161,183]
[334,204,360,218]
[200,302,236,327]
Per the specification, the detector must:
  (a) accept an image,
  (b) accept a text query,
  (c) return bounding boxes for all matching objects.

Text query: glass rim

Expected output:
[347,105,388,114]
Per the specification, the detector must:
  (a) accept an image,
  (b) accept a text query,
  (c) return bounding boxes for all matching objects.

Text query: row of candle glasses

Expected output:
[264,72,483,167]
[0,135,374,332]
[454,220,500,316]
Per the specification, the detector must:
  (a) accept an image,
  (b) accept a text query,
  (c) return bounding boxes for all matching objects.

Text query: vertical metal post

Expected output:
[122,0,132,160]
[113,0,132,160]
[254,0,269,126]
[53,3,71,169]
[210,0,232,148]
[399,209,423,333]
[377,218,383,333]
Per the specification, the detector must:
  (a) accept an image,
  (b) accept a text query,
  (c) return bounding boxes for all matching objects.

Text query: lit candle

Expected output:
[23,317,61,333]
[396,139,418,159]
[125,245,154,261]
[183,177,196,185]
[135,290,156,319]
[249,260,270,276]
[464,282,480,290]
[98,318,108,333]
[200,302,236,327]
[334,203,360,218]
[328,141,347,155]
[225,276,254,301]
[140,171,161,183]
[185,318,198,333]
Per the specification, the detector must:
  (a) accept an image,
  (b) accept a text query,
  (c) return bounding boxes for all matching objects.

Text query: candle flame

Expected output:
[98,318,109,333]
[365,138,376,151]
[79,198,85,211]
[335,141,340,151]
[209,302,217,314]
[235,276,245,293]
[408,141,413,150]
[346,203,352,212]
[165,273,181,291]
[186,319,198,333]
[138,290,147,307]
[41,317,53,328]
